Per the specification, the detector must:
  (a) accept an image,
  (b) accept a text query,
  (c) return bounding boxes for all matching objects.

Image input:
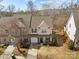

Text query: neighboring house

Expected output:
[0,27,8,44]
[0,16,27,45]
[64,12,79,48]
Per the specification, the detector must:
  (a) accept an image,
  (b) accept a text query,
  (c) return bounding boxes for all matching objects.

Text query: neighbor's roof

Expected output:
[65,11,79,40]
[73,12,79,28]
[72,12,79,39]
[65,11,79,28]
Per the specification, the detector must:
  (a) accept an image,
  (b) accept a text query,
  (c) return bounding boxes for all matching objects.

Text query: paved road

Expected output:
[26,44,38,59]
[0,45,15,59]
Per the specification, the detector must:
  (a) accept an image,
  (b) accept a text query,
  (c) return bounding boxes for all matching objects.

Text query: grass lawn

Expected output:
[76,51,79,59]
[13,47,28,57]
[76,54,79,59]
[0,46,7,55]
[38,44,76,59]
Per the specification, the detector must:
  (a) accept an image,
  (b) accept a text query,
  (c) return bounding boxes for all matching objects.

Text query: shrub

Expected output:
[49,42,52,46]
[51,38,59,46]
[68,40,74,50]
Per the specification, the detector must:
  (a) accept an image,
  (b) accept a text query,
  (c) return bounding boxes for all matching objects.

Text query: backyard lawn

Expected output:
[38,43,76,59]
[76,51,79,59]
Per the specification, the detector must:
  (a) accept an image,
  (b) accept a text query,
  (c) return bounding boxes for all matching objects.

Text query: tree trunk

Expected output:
[29,14,32,28]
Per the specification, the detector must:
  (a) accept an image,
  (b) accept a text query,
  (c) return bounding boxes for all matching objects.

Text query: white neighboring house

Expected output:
[64,12,79,48]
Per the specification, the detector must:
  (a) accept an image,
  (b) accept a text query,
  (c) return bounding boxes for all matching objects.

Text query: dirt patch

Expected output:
[13,47,28,56]
[38,44,76,59]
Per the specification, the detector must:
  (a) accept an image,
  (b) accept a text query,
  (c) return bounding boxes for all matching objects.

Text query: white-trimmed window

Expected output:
[42,29,47,33]
[32,28,37,33]
[69,24,71,28]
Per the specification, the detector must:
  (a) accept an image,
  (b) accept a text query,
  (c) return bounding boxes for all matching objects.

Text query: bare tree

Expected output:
[27,0,35,28]
[42,3,51,10]
[0,5,4,12]
[42,3,51,15]
[7,4,15,13]
[0,0,4,16]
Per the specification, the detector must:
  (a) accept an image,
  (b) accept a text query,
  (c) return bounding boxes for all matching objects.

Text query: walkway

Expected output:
[26,44,38,59]
[15,56,25,59]
[0,45,15,59]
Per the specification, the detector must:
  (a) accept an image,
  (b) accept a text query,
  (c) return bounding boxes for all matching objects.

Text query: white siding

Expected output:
[66,14,76,41]
[37,20,52,35]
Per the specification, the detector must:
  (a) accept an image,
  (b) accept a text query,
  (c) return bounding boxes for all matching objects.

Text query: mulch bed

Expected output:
[13,47,28,57]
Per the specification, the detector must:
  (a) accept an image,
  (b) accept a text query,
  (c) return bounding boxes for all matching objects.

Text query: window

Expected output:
[38,27,40,29]
[32,28,37,33]
[42,29,46,33]
[65,28,67,31]
[69,24,71,27]
[45,37,50,43]
[48,27,50,29]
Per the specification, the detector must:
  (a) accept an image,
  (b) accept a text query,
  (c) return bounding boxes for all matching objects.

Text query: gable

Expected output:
[38,20,49,28]
[31,16,53,28]
[66,13,76,35]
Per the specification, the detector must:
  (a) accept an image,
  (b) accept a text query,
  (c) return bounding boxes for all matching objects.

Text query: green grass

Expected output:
[76,53,79,59]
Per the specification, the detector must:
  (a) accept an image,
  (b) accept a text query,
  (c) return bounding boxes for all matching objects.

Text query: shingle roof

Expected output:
[73,12,79,28]
[72,12,79,39]
[0,14,53,35]
[31,15,53,28]
[65,11,79,40]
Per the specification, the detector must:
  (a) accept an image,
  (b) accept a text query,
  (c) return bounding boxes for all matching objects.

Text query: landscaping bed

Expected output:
[13,47,28,57]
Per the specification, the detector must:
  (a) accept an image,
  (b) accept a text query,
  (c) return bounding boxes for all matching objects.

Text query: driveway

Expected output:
[15,56,25,59]
[26,44,38,59]
[0,45,15,59]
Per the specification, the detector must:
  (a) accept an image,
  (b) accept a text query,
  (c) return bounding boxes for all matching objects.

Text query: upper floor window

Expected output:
[38,27,40,29]
[42,29,46,33]
[32,28,37,33]
[69,24,71,28]
[48,27,50,29]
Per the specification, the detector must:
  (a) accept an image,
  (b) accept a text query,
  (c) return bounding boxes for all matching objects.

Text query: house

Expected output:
[64,12,79,48]
[0,16,27,45]
[0,14,53,45]
[13,15,53,44]
[28,16,53,44]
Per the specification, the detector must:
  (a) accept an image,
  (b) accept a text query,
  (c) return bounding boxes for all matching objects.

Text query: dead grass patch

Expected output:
[38,44,76,59]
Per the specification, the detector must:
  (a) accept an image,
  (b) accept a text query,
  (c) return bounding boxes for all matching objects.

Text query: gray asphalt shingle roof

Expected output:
[0,14,53,35]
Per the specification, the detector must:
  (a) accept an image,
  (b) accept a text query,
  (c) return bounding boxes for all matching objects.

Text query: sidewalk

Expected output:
[26,44,38,59]
[16,56,25,59]
[0,45,15,59]
[27,49,37,59]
